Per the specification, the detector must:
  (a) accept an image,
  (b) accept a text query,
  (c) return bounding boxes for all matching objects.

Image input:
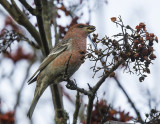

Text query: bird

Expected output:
[27,23,96,118]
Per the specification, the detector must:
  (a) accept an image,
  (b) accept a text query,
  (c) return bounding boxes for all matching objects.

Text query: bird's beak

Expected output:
[87,25,96,33]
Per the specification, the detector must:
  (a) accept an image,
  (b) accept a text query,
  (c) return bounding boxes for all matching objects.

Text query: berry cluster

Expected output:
[87,17,158,81]
[132,23,157,62]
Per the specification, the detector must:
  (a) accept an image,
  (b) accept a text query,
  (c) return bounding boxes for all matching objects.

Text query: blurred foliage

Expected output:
[84,99,133,124]
[0,99,15,124]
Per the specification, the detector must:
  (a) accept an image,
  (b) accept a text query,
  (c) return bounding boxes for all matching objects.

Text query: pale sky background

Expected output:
[0,0,160,124]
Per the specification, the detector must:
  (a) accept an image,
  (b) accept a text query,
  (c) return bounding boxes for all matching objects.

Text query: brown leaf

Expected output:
[111,17,117,22]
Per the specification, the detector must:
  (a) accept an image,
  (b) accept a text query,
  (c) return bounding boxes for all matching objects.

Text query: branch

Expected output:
[65,78,92,96]
[1,0,67,123]
[86,59,125,124]
[39,1,67,123]
[92,59,125,93]
[50,85,68,123]
[0,0,44,54]
[42,0,53,50]
[22,36,40,49]
[34,0,50,56]
[18,0,36,15]
[73,92,80,124]
[50,0,59,45]
[114,77,144,123]
[86,95,95,124]
[64,54,92,96]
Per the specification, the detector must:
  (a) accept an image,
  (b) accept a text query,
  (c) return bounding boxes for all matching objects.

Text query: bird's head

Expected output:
[67,24,96,36]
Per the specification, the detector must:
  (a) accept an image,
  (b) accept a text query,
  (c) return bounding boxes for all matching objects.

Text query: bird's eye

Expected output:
[78,25,85,28]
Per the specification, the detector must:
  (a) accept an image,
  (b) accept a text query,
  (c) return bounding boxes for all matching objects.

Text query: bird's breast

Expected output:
[47,37,87,80]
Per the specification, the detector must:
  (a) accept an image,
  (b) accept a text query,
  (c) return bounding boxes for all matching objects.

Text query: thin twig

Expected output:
[114,77,144,123]
[19,34,40,49]
[92,59,125,92]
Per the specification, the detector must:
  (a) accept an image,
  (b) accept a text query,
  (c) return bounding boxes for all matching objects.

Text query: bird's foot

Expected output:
[65,79,77,90]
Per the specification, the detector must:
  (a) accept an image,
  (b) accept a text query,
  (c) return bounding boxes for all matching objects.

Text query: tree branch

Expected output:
[18,0,36,15]
[0,0,44,54]
[42,0,53,50]
[65,78,92,96]
[50,85,68,123]
[114,77,144,123]
[51,1,59,45]
[86,59,125,124]
[86,95,95,124]
[34,0,49,56]
[73,92,80,124]
[0,0,67,123]
[39,1,67,123]
[22,37,40,49]
[92,59,125,93]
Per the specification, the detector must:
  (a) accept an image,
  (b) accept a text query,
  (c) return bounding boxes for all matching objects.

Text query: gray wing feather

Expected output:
[28,38,71,84]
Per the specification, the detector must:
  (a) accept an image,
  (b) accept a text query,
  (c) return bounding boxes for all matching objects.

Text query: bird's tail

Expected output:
[27,82,48,119]
[27,93,40,119]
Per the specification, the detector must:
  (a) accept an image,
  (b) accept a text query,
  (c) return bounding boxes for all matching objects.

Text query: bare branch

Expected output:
[34,0,49,56]
[42,0,53,50]
[38,0,68,123]
[93,59,125,93]
[65,78,92,96]
[86,95,95,124]
[50,85,68,123]
[18,0,36,15]
[21,36,40,49]
[64,54,92,96]
[73,92,80,124]
[114,77,143,123]
[86,59,125,124]
[0,0,44,54]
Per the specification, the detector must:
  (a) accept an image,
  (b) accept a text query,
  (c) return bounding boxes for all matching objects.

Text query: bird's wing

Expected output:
[28,38,71,84]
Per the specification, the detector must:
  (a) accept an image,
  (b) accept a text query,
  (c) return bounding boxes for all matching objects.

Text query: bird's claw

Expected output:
[66,79,77,90]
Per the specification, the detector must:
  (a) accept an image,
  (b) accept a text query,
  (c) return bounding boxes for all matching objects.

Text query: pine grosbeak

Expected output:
[27,24,95,118]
